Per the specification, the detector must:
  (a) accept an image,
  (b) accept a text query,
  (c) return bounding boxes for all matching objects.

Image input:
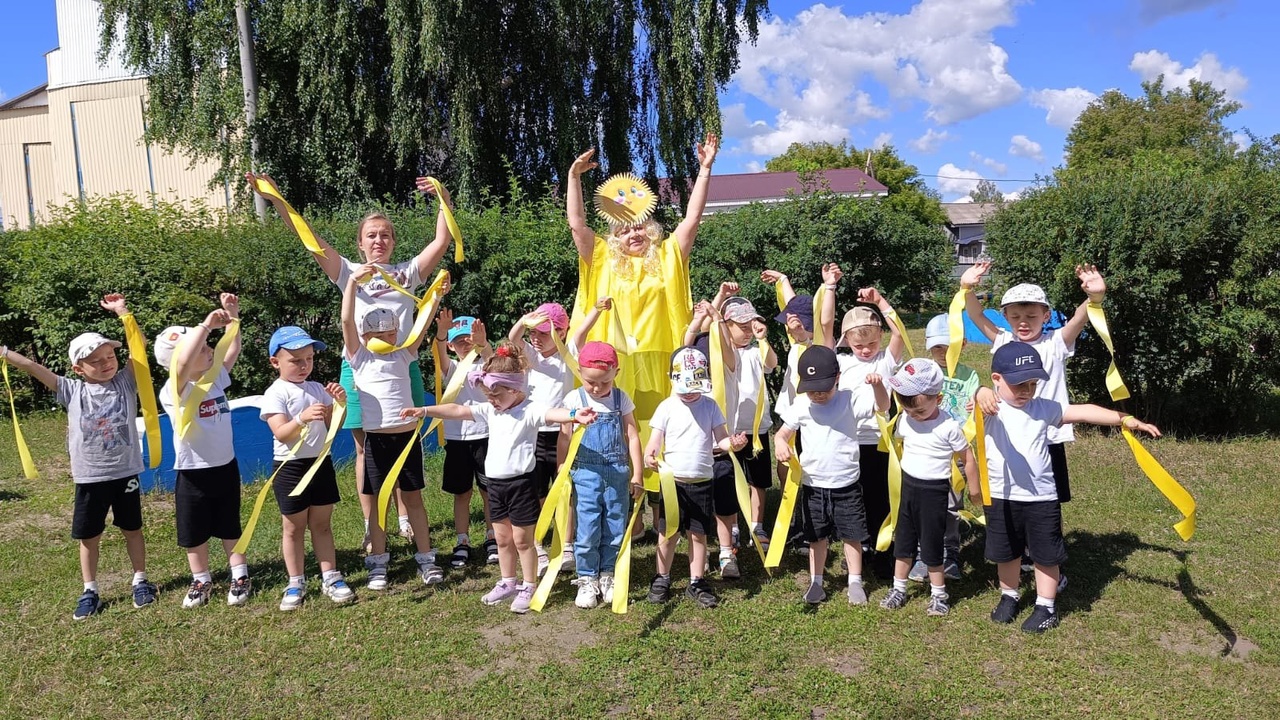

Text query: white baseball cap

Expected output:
[153,326,195,369]
[1000,283,1050,308]
[68,333,121,365]
[925,314,951,349]
[360,308,399,334]
[887,358,945,397]
[670,346,711,395]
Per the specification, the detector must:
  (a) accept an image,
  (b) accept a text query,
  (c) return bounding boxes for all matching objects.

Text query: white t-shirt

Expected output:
[470,400,551,479]
[345,346,416,431]
[441,356,488,441]
[780,388,878,489]
[649,395,725,480]
[259,379,333,460]
[992,329,1075,443]
[836,349,898,444]
[773,342,808,419]
[159,368,235,470]
[524,341,574,432]
[724,343,773,435]
[561,386,636,416]
[896,411,969,481]
[332,257,424,346]
[983,398,1063,502]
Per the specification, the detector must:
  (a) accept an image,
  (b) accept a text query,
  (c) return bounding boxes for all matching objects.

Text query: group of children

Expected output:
[0,258,1159,633]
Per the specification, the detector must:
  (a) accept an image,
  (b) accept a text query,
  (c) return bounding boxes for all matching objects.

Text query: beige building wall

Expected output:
[0,104,60,229]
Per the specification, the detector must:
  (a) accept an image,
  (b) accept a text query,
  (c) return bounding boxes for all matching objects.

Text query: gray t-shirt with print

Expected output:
[56,367,144,484]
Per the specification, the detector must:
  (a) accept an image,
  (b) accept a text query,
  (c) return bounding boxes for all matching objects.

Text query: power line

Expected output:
[919,173,1041,183]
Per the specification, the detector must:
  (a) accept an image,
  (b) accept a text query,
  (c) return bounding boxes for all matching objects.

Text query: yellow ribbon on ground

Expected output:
[364,269,449,355]
[729,451,769,571]
[120,313,162,468]
[656,460,680,540]
[172,319,240,439]
[750,340,770,455]
[1121,428,1196,540]
[1086,302,1131,402]
[424,350,480,440]
[610,499,647,614]
[250,177,327,257]
[883,309,916,361]
[421,177,464,264]
[289,401,346,497]
[375,419,424,530]
[765,449,802,568]
[974,408,991,506]
[812,285,828,349]
[1,358,37,479]
[946,289,966,379]
[874,411,902,552]
[710,319,728,416]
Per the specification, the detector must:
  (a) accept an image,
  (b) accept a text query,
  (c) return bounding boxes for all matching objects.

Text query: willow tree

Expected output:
[98,0,765,209]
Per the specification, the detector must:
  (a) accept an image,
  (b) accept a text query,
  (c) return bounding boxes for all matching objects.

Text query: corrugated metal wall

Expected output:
[24,144,58,227]
[48,0,145,89]
[0,107,56,230]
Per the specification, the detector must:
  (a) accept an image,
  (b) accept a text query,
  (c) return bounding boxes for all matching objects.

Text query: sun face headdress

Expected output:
[594,173,657,227]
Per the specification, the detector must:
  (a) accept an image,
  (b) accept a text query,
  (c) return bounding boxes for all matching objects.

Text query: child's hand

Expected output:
[440,274,453,296]
[325,382,346,404]
[436,308,454,341]
[865,373,882,385]
[100,293,128,317]
[220,293,240,319]
[204,309,232,329]
[353,263,378,284]
[1076,264,1107,302]
[471,320,488,348]
[960,261,991,290]
[521,310,548,328]
[697,133,719,170]
[574,408,598,425]
[400,407,428,420]
[299,403,327,423]
[718,281,739,297]
[594,297,613,311]
[569,148,598,177]
[752,320,768,340]
[691,300,711,323]
[644,452,659,471]
[729,432,748,451]
[964,399,975,414]
[822,263,843,286]
[760,270,786,285]
[968,487,985,508]
[629,479,645,500]
[857,287,883,305]
[775,442,793,464]
[1123,416,1161,438]
[975,387,1000,416]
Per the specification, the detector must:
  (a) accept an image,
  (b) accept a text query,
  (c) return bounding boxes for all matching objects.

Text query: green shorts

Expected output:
[340,357,425,430]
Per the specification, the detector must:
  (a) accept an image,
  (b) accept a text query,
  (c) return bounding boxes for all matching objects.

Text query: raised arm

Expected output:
[401,403,476,422]
[573,298,610,350]
[959,261,1000,342]
[412,177,458,280]
[819,263,841,337]
[753,321,778,371]
[173,307,231,387]
[341,268,373,359]
[684,301,711,346]
[219,293,242,371]
[0,346,58,391]
[1062,404,1160,437]
[1060,264,1107,349]
[671,133,719,259]
[711,281,738,312]
[247,173,345,282]
[566,149,600,263]
[860,287,905,363]
[760,270,797,306]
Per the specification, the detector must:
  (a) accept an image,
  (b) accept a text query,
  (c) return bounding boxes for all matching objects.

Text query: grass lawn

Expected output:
[0,336,1276,719]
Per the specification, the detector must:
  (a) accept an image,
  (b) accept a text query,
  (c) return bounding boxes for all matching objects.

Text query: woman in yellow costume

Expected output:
[565,134,720,423]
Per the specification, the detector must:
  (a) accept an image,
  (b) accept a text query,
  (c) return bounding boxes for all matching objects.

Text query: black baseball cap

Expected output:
[796,345,839,393]
[774,294,815,333]
[992,342,1050,385]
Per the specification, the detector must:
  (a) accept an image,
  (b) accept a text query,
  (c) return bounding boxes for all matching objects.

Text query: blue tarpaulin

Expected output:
[964,308,1067,344]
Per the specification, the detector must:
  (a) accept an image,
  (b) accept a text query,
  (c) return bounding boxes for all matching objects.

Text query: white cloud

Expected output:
[872,132,893,150]
[970,151,1008,175]
[1136,0,1231,24]
[1028,87,1098,129]
[936,162,984,197]
[733,0,1024,150]
[742,111,853,157]
[1129,50,1248,101]
[911,129,952,154]
[1231,132,1251,151]
[744,160,764,173]
[1008,134,1045,162]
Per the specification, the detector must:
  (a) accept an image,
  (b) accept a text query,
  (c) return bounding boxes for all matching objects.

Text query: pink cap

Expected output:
[534,303,569,332]
[578,341,618,369]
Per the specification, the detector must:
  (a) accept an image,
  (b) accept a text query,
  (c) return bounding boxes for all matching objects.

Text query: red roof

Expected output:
[660,167,887,208]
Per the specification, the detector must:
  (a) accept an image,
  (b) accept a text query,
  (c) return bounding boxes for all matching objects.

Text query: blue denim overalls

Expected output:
[572,388,631,576]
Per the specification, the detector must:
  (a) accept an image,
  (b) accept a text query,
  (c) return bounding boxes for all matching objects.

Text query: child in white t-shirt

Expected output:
[644,346,747,609]
[879,359,977,617]
[259,326,356,610]
[775,345,889,606]
[342,266,442,591]
[402,341,596,614]
[155,292,251,609]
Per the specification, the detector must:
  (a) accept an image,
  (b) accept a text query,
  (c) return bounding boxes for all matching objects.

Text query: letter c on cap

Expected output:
[805,366,816,376]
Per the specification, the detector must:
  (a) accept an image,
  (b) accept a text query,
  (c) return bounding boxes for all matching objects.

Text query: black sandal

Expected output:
[450,543,471,568]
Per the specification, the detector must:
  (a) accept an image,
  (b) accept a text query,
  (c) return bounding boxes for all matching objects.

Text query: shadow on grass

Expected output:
[0,489,27,502]
[1119,547,1245,658]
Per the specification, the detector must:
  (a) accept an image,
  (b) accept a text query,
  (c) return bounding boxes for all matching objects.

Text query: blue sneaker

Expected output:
[279,586,305,612]
[73,590,102,620]
[132,580,158,609]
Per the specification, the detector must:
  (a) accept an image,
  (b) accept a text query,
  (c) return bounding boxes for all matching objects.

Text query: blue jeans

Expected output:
[573,460,630,576]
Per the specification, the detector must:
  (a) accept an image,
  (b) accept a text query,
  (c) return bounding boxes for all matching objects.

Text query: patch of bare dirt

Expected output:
[465,611,601,684]
[826,652,864,678]
[0,512,65,541]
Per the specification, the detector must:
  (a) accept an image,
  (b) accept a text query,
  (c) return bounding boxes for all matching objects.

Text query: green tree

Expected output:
[97,0,766,209]
[968,179,1004,204]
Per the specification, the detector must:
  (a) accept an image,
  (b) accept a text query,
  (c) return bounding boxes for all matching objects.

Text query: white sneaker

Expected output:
[575,576,600,608]
[182,580,212,609]
[323,578,356,605]
[599,572,616,604]
[365,554,389,591]
[537,552,550,577]
[227,576,252,606]
[279,586,305,611]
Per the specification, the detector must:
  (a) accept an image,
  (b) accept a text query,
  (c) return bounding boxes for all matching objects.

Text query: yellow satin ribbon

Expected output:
[656,460,680,540]
[364,269,449,355]
[610,499,646,614]
[530,426,585,612]
[432,349,446,446]
[523,317,582,385]
[251,178,327,257]
[974,408,991,506]
[171,319,240,439]
[946,289,966,379]
[750,340,770,455]
[812,285,828,349]
[765,449,801,568]
[421,177,464,264]
[289,401,346,497]
[1,358,37,479]
[950,459,987,527]
[120,313,162,469]
[1121,428,1196,540]
[375,419,424,530]
[534,427,584,541]
[423,350,480,440]
[710,319,728,416]
[1086,302,1131,402]
[874,411,902,551]
[729,451,769,571]
[774,282,796,347]
[883,308,915,361]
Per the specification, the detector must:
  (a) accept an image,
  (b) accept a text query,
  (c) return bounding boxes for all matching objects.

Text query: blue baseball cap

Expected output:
[774,294,815,333]
[991,342,1049,385]
[269,326,327,356]
[447,316,477,343]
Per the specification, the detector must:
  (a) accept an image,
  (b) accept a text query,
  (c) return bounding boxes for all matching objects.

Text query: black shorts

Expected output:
[176,459,243,548]
[655,479,715,536]
[273,456,340,517]
[533,430,560,499]
[801,483,869,544]
[442,438,489,495]
[710,439,773,516]
[984,498,1068,567]
[1049,442,1071,503]
[892,473,950,566]
[71,475,143,540]
[487,471,542,526]
[859,445,890,539]
[362,430,426,495]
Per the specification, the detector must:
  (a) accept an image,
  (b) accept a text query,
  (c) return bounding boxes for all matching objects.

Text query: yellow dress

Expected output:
[571,235,692,422]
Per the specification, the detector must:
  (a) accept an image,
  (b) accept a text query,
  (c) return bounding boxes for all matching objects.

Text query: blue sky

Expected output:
[3,0,1271,201]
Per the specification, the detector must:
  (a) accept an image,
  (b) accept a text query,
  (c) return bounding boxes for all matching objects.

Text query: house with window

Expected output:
[943,202,999,277]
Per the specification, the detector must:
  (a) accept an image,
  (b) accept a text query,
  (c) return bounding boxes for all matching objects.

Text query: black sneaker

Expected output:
[1021,605,1060,634]
[991,594,1020,624]
[132,580,158,609]
[685,579,719,608]
[73,589,102,620]
[647,575,671,604]
[450,543,471,569]
[803,582,827,605]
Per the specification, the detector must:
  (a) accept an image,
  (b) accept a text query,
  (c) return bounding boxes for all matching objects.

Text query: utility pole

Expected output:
[236,0,266,220]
